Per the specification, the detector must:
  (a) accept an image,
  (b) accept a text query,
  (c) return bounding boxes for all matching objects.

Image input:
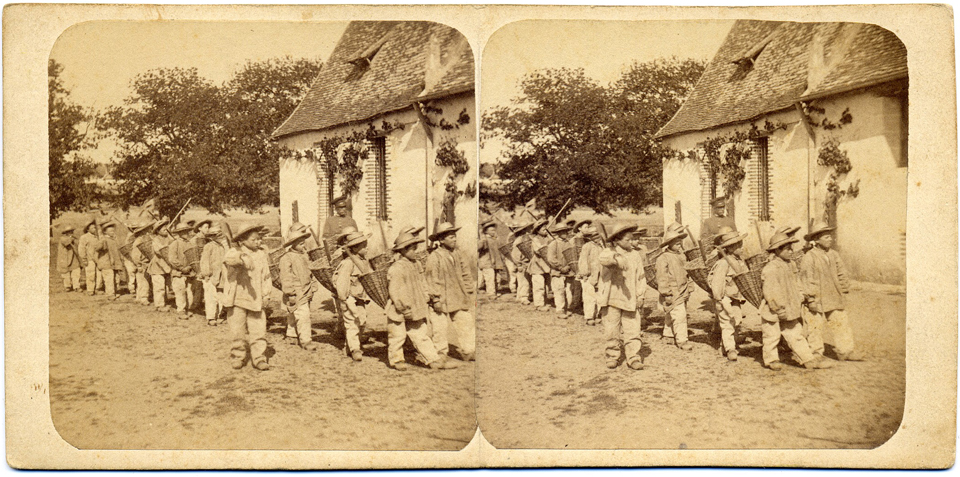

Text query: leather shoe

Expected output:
[726,350,738,361]
[679,342,693,351]
[230,359,244,370]
[351,351,363,362]
[393,362,409,371]
[252,360,270,371]
[805,357,836,369]
[302,342,319,351]
[837,350,866,361]
[627,360,644,370]
[766,362,783,371]
[605,360,619,369]
[430,358,461,370]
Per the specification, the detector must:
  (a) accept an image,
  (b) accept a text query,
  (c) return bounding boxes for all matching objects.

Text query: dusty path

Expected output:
[49,273,476,450]
[476,285,905,449]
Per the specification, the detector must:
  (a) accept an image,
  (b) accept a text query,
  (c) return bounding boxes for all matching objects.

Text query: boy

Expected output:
[527,220,551,311]
[510,221,535,305]
[95,222,124,300]
[598,224,646,369]
[222,224,272,370]
[334,230,373,362]
[656,227,694,350]
[546,222,575,318]
[387,231,461,371]
[279,229,319,350]
[577,225,604,325]
[762,231,836,370]
[128,221,155,306]
[199,225,227,325]
[425,222,476,361]
[147,219,173,311]
[168,223,197,319]
[800,221,865,362]
[478,221,505,299]
[56,225,82,292]
[709,229,749,361]
[78,219,102,295]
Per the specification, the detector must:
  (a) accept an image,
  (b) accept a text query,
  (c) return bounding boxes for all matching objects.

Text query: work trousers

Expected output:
[432,309,475,357]
[802,307,826,357]
[136,270,151,304]
[823,309,856,356]
[85,265,102,294]
[662,300,689,345]
[531,273,547,307]
[61,268,82,291]
[580,279,598,321]
[285,302,313,346]
[505,260,518,293]
[716,296,744,354]
[388,317,440,367]
[151,274,169,309]
[516,271,531,304]
[227,306,267,364]
[551,275,573,312]
[480,267,498,296]
[602,306,643,366]
[342,296,368,354]
[762,316,816,366]
[171,276,188,312]
[124,259,138,293]
[101,268,118,297]
[203,280,222,322]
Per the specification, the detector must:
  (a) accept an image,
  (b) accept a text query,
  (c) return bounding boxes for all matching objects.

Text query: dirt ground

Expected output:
[476,283,905,449]
[48,254,476,450]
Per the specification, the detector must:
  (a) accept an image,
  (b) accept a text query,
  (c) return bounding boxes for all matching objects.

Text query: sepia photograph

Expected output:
[478,19,907,449]
[46,19,478,450]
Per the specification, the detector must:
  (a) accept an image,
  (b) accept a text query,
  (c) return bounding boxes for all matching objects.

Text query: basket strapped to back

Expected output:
[156,244,170,263]
[136,241,154,260]
[119,242,134,260]
[517,236,533,260]
[685,264,712,294]
[745,253,769,272]
[183,246,200,273]
[359,269,390,308]
[497,243,513,259]
[308,262,335,294]
[733,269,764,308]
[267,248,286,290]
[535,245,549,261]
[562,246,578,274]
[370,253,394,272]
[644,263,658,291]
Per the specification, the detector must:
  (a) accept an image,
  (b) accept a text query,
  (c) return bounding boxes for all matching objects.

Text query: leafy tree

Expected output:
[103,57,321,217]
[49,59,98,218]
[482,57,706,218]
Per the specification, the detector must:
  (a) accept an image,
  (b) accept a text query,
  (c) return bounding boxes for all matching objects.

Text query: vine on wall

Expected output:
[806,104,859,226]
[306,119,405,197]
[422,104,473,221]
[689,120,785,196]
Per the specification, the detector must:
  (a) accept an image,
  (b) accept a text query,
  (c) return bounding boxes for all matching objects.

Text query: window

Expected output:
[756,137,771,221]
[372,137,388,220]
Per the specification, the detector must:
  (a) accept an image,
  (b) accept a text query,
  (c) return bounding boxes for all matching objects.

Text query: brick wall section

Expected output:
[316,156,331,220]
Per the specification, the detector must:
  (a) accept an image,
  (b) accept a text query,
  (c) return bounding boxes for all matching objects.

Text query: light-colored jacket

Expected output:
[221,246,271,312]
[577,240,603,286]
[526,234,551,275]
[57,235,81,273]
[199,240,226,287]
[168,237,191,277]
[656,250,691,310]
[546,238,571,277]
[709,255,746,302]
[388,257,431,321]
[334,256,368,302]
[799,246,849,313]
[762,256,804,321]
[597,245,646,311]
[478,236,505,270]
[279,250,315,306]
[95,235,124,271]
[147,235,172,276]
[78,232,98,266]
[425,246,474,314]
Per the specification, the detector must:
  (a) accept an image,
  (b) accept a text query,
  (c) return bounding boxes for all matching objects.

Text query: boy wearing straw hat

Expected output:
[95,221,124,300]
[577,225,604,326]
[387,232,461,371]
[279,230,319,350]
[222,224,272,370]
[199,226,227,326]
[510,220,535,305]
[527,220,551,311]
[761,231,836,370]
[147,219,173,311]
[546,222,575,318]
[478,220,505,299]
[168,223,197,319]
[78,219,103,295]
[709,229,750,361]
[425,222,476,361]
[800,221,865,362]
[57,225,82,292]
[128,221,155,306]
[335,230,373,362]
[656,227,694,350]
[597,223,646,369]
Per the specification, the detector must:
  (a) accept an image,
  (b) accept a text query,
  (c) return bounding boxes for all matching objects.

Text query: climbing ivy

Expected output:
[307,119,405,197]
[691,120,785,195]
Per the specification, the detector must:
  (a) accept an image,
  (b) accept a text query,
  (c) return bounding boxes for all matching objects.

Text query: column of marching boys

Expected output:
[477,215,866,371]
[55,212,476,372]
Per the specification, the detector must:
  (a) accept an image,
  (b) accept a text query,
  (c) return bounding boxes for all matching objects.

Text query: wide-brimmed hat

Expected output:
[804,221,835,242]
[152,218,170,233]
[206,225,222,237]
[342,230,370,248]
[397,225,426,237]
[531,219,549,234]
[234,224,264,241]
[767,232,799,252]
[582,226,601,239]
[666,222,684,233]
[194,219,212,231]
[101,220,118,231]
[574,219,593,231]
[283,230,312,248]
[549,222,572,234]
[393,232,425,251]
[481,220,497,232]
[82,217,97,232]
[659,228,688,248]
[429,222,460,241]
[170,222,192,235]
[607,223,639,242]
[774,225,801,237]
[565,219,577,227]
[141,198,156,209]
[631,227,648,237]
[511,221,535,236]
[60,224,76,234]
[131,221,155,236]
[716,230,748,249]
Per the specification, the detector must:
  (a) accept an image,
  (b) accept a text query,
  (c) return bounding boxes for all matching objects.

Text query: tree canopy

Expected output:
[101,56,321,217]
[481,57,706,218]
[49,59,98,219]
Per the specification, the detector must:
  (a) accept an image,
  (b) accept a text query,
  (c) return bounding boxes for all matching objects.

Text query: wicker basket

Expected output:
[535,245,549,261]
[517,235,533,260]
[136,241,154,260]
[685,264,712,294]
[646,248,663,265]
[746,253,769,272]
[684,246,718,270]
[359,269,390,308]
[644,263,658,291]
[562,246,579,274]
[306,247,343,270]
[309,263,335,294]
[156,244,170,263]
[497,242,513,259]
[370,253,394,272]
[733,269,764,308]
[268,248,286,290]
[573,236,585,256]
[119,243,134,260]
[184,246,200,274]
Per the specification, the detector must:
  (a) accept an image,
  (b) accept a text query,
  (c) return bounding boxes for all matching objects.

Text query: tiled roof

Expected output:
[273,21,475,139]
[656,21,907,139]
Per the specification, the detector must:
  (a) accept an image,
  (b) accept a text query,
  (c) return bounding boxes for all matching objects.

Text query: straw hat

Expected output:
[631,227,648,237]
[511,221,535,236]
[481,220,497,232]
[766,232,799,252]
[131,221,155,236]
[582,226,601,239]
[659,228,688,248]
[549,222,572,234]
[804,221,835,242]
[666,222,684,233]
[234,224,264,241]
[531,219,549,234]
[206,225,222,237]
[194,219,212,231]
[332,196,349,207]
[716,230,748,249]
[283,230,311,248]
[393,232,425,251]
[607,223,639,242]
[574,219,593,230]
[61,224,76,234]
[429,222,460,241]
[152,218,170,233]
[565,219,577,228]
[82,217,97,233]
[397,225,426,237]
[342,230,371,248]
